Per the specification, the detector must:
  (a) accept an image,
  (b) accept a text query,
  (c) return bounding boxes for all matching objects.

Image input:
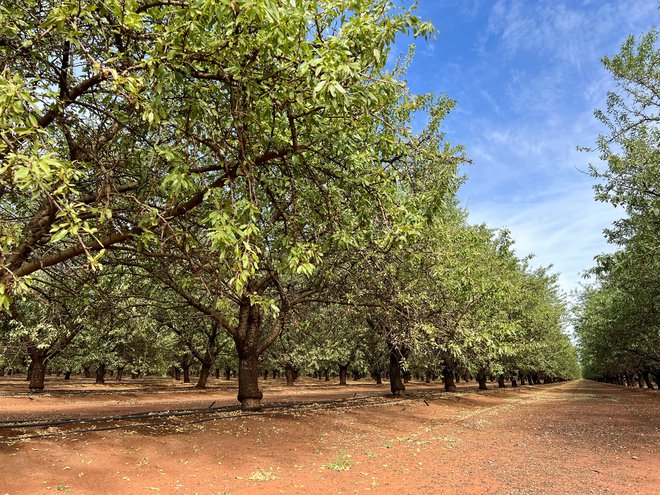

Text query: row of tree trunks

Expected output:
[599,370,656,389]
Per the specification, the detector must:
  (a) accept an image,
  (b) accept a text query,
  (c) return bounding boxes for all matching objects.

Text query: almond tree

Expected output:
[577,29,659,385]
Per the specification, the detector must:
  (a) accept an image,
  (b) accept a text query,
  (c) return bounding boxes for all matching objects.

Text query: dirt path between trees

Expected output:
[0,379,657,494]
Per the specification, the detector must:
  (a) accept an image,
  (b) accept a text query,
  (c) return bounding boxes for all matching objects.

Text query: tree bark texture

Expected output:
[28,353,48,391]
[237,353,263,407]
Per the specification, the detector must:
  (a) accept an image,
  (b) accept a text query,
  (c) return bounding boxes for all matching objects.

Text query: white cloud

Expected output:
[413,0,654,298]
[463,179,621,299]
[483,0,657,66]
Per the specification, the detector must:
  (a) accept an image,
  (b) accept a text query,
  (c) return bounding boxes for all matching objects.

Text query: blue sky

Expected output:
[401,0,658,298]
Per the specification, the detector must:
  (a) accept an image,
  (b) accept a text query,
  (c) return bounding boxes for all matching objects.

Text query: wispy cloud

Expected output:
[465,180,621,298]
[409,0,656,296]
[482,0,657,65]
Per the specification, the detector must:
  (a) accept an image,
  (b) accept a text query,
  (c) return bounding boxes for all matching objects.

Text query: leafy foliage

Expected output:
[576,29,659,384]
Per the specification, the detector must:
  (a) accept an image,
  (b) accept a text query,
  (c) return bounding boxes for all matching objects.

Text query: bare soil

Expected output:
[0,377,658,494]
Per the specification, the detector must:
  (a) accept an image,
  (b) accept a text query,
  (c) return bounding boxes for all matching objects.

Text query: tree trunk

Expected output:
[338,364,349,386]
[263,369,269,380]
[651,370,660,388]
[388,346,405,396]
[116,366,125,381]
[215,367,221,379]
[28,352,48,391]
[83,364,92,378]
[625,373,634,387]
[237,352,263,407]
[225,366,232,381]
[497,375,506,388]
[520,375,527,385]
[323,368,330,381]
[182,365,191,383]
[373,371,382,385]
[476,371,488,390]
[511,377,518,387]
[95,363,106,384]
[642,369,654,389]
[443,367,456,392]
[64,370,71,380]
[284,364,298,386]
[196,360,212,389]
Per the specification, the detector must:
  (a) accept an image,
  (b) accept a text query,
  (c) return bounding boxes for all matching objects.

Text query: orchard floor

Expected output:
[0,377,658,495]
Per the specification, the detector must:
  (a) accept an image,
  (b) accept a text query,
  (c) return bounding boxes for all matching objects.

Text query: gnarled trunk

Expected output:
[231,294,287,407]
[497,375,506,388]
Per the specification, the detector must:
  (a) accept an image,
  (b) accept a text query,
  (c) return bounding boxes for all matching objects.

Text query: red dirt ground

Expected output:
[0,376,658,494]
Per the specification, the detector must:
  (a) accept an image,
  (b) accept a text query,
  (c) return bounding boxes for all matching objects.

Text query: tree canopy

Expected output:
[1,0,580,403]
[575,29,659,387]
